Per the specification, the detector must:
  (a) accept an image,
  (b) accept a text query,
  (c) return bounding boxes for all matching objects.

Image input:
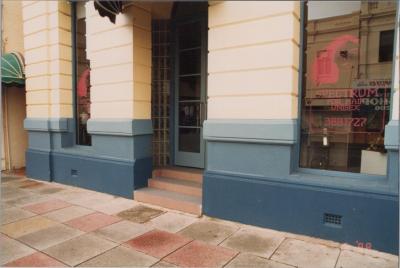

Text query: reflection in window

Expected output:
[74,2,91,146]
[300,1,397,175]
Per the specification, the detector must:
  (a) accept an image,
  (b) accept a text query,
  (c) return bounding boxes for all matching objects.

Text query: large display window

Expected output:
[73,2,91,146]
[300,1,397,175]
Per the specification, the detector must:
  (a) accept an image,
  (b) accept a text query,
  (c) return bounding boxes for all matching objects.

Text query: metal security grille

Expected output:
[151,20,171,167]
[324,213,342,226]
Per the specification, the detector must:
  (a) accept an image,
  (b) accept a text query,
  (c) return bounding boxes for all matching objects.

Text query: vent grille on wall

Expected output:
[324,213,342,226]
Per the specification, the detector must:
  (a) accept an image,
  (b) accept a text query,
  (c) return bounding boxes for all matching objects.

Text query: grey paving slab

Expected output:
[1,188,32,201]
[335,250,398,268]
[68,193,116,210]
[146,212,198,233]
[43,205,94,222]
[117,205,164,223]
[0,233,36,265]
[93,220,153,243]
[1,207,36,224]
[91,197,139,215]
[4,193,52,207]
[79,245,159,267]
[340,244,398,263]
[221,227,285,258]
[226,253,294,268]
[1,175,25,183]
[271,238,340,268]
[151,261,178,267]
[43,233,117,266]
[178,219,239,245]
[17,224,84,250]
[35,186,66,195]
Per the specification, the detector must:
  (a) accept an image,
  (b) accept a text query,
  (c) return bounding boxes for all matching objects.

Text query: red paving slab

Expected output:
[5,252,66,267]
[164,240,238,267]
[65,212,122,232]
[23,199,72,214]
[125,230,192,258]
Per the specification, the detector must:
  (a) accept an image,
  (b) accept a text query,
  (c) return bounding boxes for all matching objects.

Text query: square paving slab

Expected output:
[1,188,32,201]
[79,245,158,267]
[178,220,239,245]
[23,199,71,214]
[0,233,35,265]
[65,212,121,232]
[335,250,398,268]
[4,194,51,207]
[43,205,94,223]
[90,197,138,215]
[68,193,116,210]
[271,238,340,268]
[1,207,36,225]
[43,233,117,266]
[147,212,198,233]
[36,186,65,195]
[225,253,294,268]
[117,205,164,223]
[0,216,58,238]
[221,227,285,258]
[125,229,192,258]
[4,252,66,267]
[1,175,25,183]
[164,240,238,267]
[17,224,83,250]
[152,261,178,267]
[94,220,152,243]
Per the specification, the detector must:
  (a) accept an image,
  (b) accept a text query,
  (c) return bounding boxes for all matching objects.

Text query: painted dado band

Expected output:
[384,120,399,150]
[24,118,70,132]
[203,119,297,144]
[24,118,153,136]
[87,119,153,136]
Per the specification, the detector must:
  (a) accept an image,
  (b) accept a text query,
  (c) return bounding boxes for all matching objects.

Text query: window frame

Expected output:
[294,1,399,180]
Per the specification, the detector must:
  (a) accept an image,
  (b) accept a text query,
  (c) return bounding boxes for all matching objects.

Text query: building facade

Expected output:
[17,1,399,254]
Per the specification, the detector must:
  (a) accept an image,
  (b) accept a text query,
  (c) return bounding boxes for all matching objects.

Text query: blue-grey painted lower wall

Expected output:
[203,119,399,254]
[24,118,153,199]
[203,170,398,254]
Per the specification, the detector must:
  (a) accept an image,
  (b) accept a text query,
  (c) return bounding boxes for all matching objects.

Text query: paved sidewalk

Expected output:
[1,173,398,267]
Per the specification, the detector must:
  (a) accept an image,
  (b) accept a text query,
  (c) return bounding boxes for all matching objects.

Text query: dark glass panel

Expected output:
[179,76,201,101]
[178,21,201,49]
[179,128,200,153]
[179,49,201,75]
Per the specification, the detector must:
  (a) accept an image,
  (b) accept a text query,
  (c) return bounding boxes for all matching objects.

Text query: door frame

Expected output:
[170,9,208,169]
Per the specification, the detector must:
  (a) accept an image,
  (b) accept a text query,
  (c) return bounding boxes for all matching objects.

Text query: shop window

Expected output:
[379,30,394,62]
[300,1,397,175]
[73,2,91,146]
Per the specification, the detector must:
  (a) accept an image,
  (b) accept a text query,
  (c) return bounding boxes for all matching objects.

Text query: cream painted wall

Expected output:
[2,1,24,53]
[2,1,27,170]
[207,1,300,119]
[86,2,151,119]
[22,1,73,118]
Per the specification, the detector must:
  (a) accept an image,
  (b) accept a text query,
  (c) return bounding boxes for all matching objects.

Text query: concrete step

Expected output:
[148,177,202,197]
[152,166,203,183]
[134,188,202,216]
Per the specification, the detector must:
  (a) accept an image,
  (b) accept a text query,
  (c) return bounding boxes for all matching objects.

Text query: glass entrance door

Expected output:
[174,19,206,168]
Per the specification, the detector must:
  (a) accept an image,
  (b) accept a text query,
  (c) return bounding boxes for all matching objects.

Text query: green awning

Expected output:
[1,52,25,86]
